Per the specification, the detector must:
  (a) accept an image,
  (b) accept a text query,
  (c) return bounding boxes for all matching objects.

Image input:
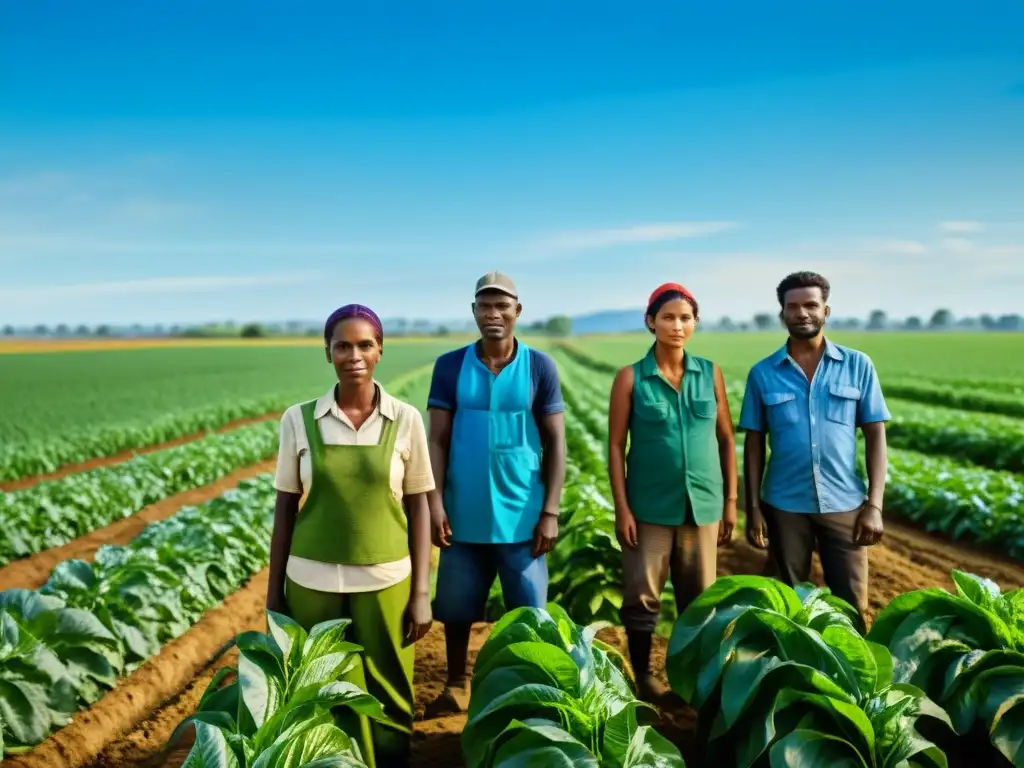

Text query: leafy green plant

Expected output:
[0,420,279,566]
[174,611,388,768]
[867,570,1024,766]
[0,475,276,754]
[463,603,685,768]
[665,575,951,767]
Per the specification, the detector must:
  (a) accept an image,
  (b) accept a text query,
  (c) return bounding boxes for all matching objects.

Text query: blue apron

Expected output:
[444,341,545,544]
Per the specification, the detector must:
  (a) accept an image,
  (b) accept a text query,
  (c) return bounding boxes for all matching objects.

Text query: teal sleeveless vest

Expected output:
[625,345,724,526]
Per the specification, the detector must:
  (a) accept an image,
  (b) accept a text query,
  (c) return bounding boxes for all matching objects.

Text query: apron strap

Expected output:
[299,399,324,472]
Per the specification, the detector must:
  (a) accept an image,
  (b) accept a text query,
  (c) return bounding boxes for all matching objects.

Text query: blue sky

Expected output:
[1,1,1022,327]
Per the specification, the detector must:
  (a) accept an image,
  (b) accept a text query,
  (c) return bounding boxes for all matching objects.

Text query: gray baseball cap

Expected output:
[475,271,518,299]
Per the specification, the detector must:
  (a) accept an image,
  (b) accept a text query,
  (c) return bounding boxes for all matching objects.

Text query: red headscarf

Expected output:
[646,282,697,313]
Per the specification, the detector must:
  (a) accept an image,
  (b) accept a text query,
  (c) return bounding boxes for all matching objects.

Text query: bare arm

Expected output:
[713,365,738,503]
[861,421,888,513]
[404,492,432,598]
[743,429,769,549]
[537,412,566,515]
[427,408,452,510]
[607,366,634,515]
[427,408,454,546]
[267,491,300,612]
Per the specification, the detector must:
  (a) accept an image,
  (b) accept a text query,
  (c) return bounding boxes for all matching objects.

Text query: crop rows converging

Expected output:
[0,419,279,567]
[0,474,277,754]
[0,341,458,484]
[554,346,1024,560]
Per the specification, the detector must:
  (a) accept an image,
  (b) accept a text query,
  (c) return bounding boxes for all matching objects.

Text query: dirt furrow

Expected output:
[2,571,270,768]
[0,460,276,592]
[0,413,279,493]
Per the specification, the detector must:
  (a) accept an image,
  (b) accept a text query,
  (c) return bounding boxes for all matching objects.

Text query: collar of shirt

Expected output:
[769,337,845,367]
[313,381,399,427]
[638,343,701,379]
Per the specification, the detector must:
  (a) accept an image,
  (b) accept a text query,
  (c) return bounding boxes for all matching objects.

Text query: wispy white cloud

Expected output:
[879,239,928,255]
[0,272,323,306]
[940,220,985,233]
[941,237,976,253]
[533,221,738,252]
[108,197,203,224]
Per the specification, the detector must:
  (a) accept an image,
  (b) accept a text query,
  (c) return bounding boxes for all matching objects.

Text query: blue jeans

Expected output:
[433,540,548,624]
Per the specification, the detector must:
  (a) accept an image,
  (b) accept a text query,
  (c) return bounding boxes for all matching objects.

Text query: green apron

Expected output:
[286,398,414,768]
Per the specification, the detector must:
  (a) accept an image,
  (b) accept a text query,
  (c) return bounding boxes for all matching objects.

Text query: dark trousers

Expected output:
[761,500,869,617]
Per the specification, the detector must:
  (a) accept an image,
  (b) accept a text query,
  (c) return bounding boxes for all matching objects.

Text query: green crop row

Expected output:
[0,474,276,755]
[667,570,1023,766]
[884,379,1024,419]
[553,348,1024,559]
[0,420,279,567]
[0,394,286,483]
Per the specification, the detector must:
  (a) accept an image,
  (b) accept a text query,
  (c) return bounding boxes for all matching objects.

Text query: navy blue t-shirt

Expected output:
[426,342,565,421]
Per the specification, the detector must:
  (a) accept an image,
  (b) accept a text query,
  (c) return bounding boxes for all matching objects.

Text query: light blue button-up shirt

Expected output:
[738,338,891,514]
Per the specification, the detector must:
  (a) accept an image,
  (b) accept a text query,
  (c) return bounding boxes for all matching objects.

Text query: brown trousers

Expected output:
[620,520,718,632]
[761,501,869,616]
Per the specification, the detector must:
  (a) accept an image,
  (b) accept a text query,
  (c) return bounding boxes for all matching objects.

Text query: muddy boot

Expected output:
[626,629,670,703]
[422,680,471,718]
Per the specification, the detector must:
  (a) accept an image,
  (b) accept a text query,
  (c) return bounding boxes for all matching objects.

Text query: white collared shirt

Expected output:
[273,382,434,593]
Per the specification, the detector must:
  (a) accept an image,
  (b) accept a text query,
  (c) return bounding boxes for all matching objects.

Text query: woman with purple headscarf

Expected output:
[268,304,434,768]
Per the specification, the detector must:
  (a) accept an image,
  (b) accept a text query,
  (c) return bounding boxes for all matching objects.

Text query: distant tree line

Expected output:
[3,309,1020,339]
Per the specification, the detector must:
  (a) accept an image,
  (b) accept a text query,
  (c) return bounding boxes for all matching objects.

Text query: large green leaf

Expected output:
[486,718,600,768]
[181,720,242,768]
[767,728,870,767]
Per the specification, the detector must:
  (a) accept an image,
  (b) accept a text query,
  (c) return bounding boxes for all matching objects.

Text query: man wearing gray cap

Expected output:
[423,271,567,715]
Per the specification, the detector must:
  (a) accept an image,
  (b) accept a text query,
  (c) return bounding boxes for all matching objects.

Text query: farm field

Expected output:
[1,332,1022,768]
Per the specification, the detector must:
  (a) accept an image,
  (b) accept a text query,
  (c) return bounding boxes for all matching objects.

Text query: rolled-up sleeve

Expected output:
[857,357,891,424]
[738,369,765,432]
[402,408,436,495]
[274,409,303,494]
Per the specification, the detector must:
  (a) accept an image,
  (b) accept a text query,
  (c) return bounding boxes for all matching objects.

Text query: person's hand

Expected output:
[532,511,559,557]
[616,507,639,549]
[719,499,738,546]
[746,507,769,550]
[430,503,452,548]
[403,592,432,646]
[853,503,884,546]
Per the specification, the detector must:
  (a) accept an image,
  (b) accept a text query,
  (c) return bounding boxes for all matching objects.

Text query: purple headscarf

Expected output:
[324,304,384,346]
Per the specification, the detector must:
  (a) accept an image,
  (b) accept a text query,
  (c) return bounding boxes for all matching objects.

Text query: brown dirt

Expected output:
[0,414,278,493]
[2,571,270,768]
[0,460,276,592]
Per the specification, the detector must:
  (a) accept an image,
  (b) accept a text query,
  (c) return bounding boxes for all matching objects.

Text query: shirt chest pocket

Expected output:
[634,397,669,424]
[826,385,861,426]
[689,398,717,420]
[764,391,799,429]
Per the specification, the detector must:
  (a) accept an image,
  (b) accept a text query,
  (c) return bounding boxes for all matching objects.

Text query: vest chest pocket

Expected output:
[764,391,798,429]
[489,410,528,451]
[826,385,861,426]
[690,398,717,420]
[634,398,669,423]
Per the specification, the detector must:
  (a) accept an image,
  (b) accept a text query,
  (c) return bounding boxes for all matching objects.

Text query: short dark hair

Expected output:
[776,271,830,308]
[645,290,700,333]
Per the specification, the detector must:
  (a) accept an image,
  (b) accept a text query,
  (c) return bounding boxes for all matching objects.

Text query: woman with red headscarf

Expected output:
[607,283,738,702]
[267,304,433,768]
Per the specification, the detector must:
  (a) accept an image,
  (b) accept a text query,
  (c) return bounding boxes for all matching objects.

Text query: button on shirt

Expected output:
[738,339,891,514]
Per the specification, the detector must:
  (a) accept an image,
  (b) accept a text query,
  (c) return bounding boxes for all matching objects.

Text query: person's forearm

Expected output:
[268,493,298,606]
[541,436,566,513]
[427,439,448,509]
[608,444,630,512]
[718,434,738,502]
[406,494,432,596]
[863,425,888,511]
[743,433,766,514]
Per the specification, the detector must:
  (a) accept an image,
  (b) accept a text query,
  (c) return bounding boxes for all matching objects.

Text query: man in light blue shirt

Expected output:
[738,271,890,621]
